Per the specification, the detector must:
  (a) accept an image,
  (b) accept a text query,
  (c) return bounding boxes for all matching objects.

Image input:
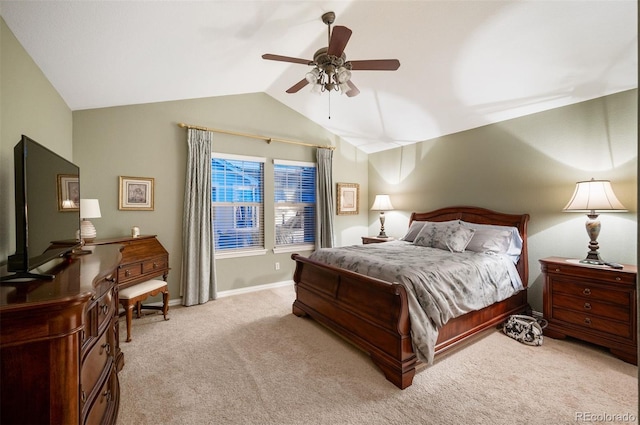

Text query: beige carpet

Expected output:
[117,285,638,425]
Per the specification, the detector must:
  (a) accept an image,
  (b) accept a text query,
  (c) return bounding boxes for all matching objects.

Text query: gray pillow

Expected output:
[414,222,475,253]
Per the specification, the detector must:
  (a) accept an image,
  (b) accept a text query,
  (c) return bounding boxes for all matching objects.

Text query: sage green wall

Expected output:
[72,94,368,299]
[1,18,73,264]
[368,89,638,312]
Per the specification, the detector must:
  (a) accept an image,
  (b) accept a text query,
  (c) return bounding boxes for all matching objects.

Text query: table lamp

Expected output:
[563,178,626,264]
[80,199,101,242]
[371,195,394,238]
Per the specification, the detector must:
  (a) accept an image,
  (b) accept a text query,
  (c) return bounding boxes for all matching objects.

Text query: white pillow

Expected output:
[413,221,475,253]
[465,227,511,253]
[461,221,523,260]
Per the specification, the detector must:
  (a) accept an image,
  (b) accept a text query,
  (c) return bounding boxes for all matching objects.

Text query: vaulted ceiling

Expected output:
[1,1,636,153]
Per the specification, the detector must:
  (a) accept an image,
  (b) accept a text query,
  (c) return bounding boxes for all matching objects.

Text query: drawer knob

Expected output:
[584,317,592,325]
[555,268,560,272]
[101,304,109,314]
[582,288,591,296]
[616,277,621,281]
[103,389,112,402]
[153,262,158,269]
[583,302,592,310]
[101,342,111,355]
[125,269,131,277]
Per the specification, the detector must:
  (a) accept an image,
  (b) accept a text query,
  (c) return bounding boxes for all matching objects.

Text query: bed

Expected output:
[291,206,530,389]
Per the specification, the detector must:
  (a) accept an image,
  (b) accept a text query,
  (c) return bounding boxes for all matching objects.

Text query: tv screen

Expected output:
[6,135,81,278]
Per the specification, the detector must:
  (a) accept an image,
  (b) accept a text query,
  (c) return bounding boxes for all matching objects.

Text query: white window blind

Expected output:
[274,160,316,248]
[212,154,265,252]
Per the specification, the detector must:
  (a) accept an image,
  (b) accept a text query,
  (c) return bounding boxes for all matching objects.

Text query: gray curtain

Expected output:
[316,148,334,249]
[181,129,216,306]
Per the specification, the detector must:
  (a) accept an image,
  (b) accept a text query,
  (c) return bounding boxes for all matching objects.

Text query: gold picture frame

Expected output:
[337,183,359,215]
[119,176,154,211]
[57,174,79,211]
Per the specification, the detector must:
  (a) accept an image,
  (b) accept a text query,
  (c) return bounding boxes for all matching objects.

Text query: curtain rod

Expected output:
[177,122,335,150]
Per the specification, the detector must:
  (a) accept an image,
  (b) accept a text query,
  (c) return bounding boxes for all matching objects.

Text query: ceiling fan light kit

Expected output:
[262,11,400,99]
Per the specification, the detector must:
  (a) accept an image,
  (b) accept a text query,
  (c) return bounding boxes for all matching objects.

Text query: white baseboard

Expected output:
[216,280,294,298]
[139,280,295,308]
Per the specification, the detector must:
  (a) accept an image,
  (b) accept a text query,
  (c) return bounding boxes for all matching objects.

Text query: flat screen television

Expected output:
[3,135,81,280]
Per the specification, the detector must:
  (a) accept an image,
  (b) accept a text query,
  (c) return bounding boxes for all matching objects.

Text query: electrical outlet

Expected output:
[275,262,280,270]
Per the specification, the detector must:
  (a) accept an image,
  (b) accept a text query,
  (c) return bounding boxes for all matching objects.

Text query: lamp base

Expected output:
[377,232,388,238]
[81,220,97,242]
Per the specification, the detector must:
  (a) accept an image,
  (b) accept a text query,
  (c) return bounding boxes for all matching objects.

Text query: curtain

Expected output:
[316,148,334,249]
[181,129,216,306]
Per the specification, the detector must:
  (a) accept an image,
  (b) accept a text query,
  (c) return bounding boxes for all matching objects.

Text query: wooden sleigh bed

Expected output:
[291,206,530,389]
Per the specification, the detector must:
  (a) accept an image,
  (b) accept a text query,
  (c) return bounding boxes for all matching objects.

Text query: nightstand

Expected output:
[539,257,637,364]
[361,236,395,244]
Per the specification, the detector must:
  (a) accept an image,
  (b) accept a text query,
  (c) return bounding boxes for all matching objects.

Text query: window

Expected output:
[274,160,316,250]
[212,154,265,253]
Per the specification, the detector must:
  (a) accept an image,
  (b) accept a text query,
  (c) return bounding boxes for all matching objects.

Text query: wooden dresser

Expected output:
[540,257,637,364]
[87,235,169,290]
[0,245,122,424]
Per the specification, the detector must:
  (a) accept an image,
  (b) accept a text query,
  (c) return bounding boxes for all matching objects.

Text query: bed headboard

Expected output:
[409,206,530,287]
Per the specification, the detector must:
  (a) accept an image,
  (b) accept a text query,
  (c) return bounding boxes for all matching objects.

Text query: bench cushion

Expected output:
[119,279,167,299]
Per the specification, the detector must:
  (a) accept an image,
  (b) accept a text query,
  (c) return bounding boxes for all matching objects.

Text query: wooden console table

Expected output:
[0,245,123,425]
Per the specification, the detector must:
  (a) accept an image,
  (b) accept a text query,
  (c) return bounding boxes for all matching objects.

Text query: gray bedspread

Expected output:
[309,240,523,364]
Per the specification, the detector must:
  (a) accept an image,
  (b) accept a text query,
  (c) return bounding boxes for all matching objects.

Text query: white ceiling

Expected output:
[1,1,637,154]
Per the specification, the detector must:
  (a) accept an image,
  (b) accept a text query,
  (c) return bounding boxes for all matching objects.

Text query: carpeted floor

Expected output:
[116,285,638,425]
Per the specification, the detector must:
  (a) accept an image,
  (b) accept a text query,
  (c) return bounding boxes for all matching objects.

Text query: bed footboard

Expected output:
[291,253,417,389]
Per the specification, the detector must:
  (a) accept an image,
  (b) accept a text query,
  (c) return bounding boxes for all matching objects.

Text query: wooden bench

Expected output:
[118,279,169,342]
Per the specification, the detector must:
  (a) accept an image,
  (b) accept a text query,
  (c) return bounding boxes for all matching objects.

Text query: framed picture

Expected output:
[337,183,359,215]
[57,174,80,211]
[119,176,154,211]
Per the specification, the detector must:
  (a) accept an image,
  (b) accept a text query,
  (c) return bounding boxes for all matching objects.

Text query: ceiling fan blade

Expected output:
[327,26,352,57]
[286,79,309,94]
[262,54,312,65]
[349,59,401,71]
[345,80,360,97]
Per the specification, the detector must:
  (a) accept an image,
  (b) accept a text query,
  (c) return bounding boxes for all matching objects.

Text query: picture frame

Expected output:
[336,183,359,215]
[57,174,80,211]
[119,176,154,211]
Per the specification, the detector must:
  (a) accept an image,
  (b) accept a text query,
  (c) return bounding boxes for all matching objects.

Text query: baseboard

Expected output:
[135,280,295,308]
[216,280,294,298]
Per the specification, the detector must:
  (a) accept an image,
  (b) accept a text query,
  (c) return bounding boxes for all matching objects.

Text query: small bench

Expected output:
[118,279,169,342]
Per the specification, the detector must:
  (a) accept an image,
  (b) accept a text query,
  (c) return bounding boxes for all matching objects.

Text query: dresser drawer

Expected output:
[553,308,632,339]
[83,363,116,425]
[81,330,112,402]
[552,293,630,322]
[551,279,631,306]
[548,264,635,285]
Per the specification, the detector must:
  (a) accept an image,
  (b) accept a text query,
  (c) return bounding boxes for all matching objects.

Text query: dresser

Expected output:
[0,245,122,424]
[87,235,169,291]
[540,257,637,364]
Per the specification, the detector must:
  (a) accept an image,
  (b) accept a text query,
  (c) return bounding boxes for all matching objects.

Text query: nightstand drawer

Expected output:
[553,308,632,338]
[551,279,631,306]
[552,293,630,322]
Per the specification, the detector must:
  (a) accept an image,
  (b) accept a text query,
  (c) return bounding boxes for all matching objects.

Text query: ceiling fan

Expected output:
[262,11,400,97]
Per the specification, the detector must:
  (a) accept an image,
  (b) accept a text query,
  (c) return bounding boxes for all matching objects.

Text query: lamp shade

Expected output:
[563,179,627,212]
[80,199,102,219]
[371,195,394,211]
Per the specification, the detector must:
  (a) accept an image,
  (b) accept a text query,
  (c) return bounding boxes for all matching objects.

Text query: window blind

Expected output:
[274,160,316,248]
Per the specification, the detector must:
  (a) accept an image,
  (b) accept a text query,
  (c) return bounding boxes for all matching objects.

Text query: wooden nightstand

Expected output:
[361,236,395,244]
[539,257,637,364]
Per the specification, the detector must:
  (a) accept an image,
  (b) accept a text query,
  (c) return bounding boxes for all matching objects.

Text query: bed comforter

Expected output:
[309,240,524,364]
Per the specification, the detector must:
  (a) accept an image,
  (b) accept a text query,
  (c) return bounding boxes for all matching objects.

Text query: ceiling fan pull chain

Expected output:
[328,91,331,119]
